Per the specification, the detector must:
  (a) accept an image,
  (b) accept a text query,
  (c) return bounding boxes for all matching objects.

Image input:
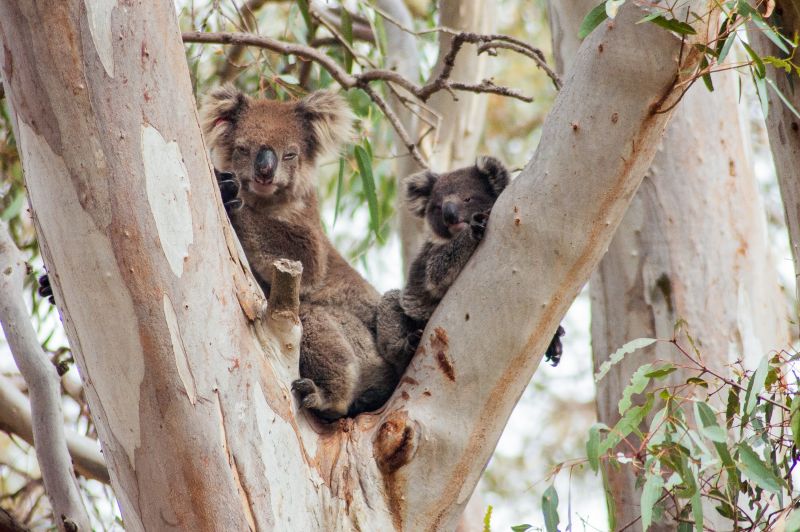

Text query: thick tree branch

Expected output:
[372,5,709,528]
[0,219,91,530]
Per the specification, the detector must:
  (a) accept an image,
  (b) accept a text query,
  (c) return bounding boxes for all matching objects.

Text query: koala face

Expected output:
[406,156,510,240]
[201,86,353,204]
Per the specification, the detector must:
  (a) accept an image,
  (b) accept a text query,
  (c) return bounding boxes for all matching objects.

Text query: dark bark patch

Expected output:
[374,411,419,530]
[374,411,417,474]
[430,327,455,381]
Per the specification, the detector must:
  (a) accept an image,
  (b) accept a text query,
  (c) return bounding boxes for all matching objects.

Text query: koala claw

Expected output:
[545,325,566,367]
[406,329,423,350]
[470,211,489,240]
[214,169,242,213]
[38,274,56,305]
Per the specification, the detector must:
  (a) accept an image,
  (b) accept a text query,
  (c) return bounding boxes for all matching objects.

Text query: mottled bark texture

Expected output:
[1,0,699,530]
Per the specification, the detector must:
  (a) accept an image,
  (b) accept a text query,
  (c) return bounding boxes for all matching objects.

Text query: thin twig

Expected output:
[672,340,790,412]
[182,29,551,166]
[477,41,562,89]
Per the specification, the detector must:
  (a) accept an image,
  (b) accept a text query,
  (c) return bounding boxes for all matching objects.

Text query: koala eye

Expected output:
[464,197,472,203]
[234,145,250,156]
[282,152,298,161]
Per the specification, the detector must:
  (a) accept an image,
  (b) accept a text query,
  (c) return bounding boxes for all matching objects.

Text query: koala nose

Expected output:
[442,202,460,225]
[254,147,277,182]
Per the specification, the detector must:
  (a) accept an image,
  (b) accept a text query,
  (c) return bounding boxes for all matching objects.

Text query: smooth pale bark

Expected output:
[551,1,788,528]
[750,0,800,314]
[0,219,91,531]
[1,0,695,530]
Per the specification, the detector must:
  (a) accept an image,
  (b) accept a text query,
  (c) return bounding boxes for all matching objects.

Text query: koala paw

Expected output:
[214,169,242,213]
[37,274,56,305]
[545,325,566,367]
[470,211,489,241]
[291,378,322,410]
[406,329,423,351]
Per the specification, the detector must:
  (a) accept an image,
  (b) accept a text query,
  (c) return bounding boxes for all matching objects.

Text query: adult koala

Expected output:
[201,86,393,420]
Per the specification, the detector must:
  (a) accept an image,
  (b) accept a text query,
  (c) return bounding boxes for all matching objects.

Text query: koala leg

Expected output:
[376,290,423,376]
[293,305,358,421]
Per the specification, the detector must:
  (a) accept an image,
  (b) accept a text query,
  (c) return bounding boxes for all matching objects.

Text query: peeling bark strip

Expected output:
[0,1,708,530]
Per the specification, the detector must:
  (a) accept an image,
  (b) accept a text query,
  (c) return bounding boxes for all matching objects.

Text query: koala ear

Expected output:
[405,170,438,217]
[200,84,249,149]
[476,156,510,197]
[296,91,355,159]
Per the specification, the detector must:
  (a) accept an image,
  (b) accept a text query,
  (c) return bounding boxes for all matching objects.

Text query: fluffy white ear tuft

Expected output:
[296,91,355,160]
[199,84,250,150]
[405,170,438,217]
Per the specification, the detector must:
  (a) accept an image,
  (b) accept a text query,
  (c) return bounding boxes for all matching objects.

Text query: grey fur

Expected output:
[376,157,565,374]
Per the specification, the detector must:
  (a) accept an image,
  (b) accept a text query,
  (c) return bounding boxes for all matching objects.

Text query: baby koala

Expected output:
[376,157,565,382]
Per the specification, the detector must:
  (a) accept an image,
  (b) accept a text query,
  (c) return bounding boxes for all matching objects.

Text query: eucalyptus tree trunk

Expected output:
[749,0,800,318]
[550,1,788,529]
[1,0,703,529]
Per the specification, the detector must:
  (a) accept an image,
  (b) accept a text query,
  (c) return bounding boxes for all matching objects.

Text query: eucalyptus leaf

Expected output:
[649,16,697,35]
[619,364,653,415]
[644,363,677,379]
[542,485,560,532]
[766,78,800,120]
[743,355,769,416]
[354,145,381,241]
[333,157,345,226]
[578,3,609,39]
[790,395,800,448]
[587,423,607,473]
[641,472,664,530]
[737,443,784,495]
[595,338,657,382]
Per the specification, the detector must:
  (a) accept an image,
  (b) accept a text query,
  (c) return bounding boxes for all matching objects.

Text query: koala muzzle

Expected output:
[254,147,277,183]
[442,202,460,225]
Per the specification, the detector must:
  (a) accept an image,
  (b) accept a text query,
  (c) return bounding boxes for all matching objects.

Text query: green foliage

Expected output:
[578,3,608,39]
[583,340,800,530]
[577,0,800,121]
[594,337,656,381]
[541,484,560,532]
[483,504,493,532]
